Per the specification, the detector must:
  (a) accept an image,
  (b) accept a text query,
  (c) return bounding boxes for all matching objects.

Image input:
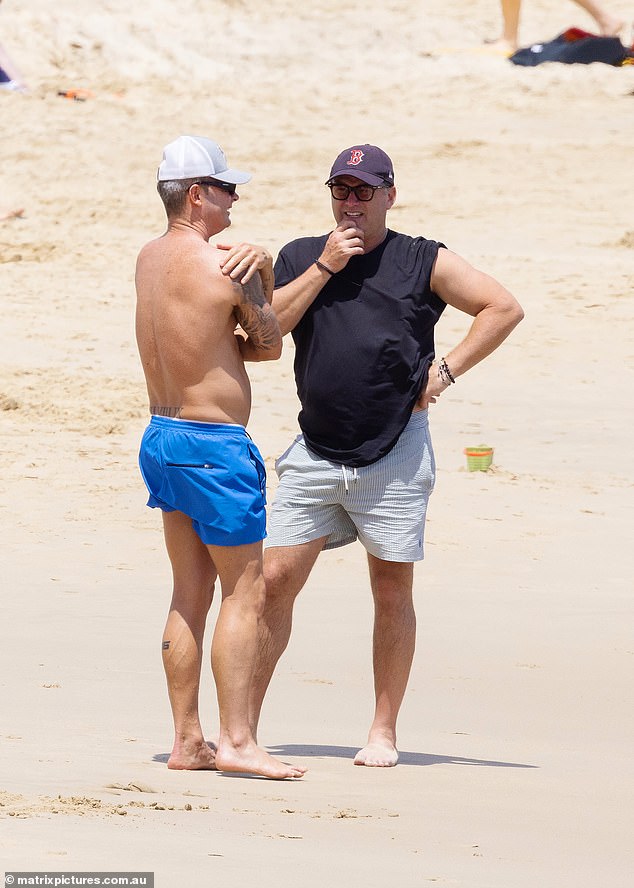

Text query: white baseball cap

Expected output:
[157,135,252,184]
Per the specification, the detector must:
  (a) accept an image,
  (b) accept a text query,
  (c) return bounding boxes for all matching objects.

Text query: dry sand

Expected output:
[1,1,633,885]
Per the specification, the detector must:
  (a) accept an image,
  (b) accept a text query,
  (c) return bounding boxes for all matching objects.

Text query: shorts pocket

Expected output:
[417,432,436,494]
[246,443,267,498]
[274,435,304,476]
[165,461,214,469]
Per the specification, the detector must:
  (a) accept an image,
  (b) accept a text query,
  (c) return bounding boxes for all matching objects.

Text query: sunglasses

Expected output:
[194,179,237,195]
[327,183,389,202]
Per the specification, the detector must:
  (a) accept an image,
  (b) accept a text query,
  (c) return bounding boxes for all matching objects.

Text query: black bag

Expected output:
[510,28,631,66]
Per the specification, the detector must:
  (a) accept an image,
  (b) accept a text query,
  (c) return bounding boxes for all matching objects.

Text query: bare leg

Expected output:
[354,555,416,767]
[486,0,623,51]
[249,539,326,738]
[485,0,522,53]
[572,0,624,35]
[161,511,217,770]
[207,540,307,778]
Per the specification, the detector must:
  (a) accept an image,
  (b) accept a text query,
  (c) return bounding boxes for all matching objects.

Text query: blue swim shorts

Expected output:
[138,415,267,546]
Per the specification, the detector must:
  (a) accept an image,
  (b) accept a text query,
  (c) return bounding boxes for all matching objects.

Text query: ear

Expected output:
[386,186,397,210]
[188,183,203,205]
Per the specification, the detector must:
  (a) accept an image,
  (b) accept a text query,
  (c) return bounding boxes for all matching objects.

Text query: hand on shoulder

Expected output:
[216,241,273,286]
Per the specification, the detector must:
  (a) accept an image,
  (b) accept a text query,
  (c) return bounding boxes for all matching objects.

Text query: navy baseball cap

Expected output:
[326,144,395,187]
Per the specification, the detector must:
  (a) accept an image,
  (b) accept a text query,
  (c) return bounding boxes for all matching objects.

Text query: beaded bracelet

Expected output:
[438,357,456,385]
[315,259,335,276]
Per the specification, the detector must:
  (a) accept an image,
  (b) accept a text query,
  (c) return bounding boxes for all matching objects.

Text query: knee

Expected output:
[263,558,289,597]
[374,587,414,616]
[369,560,413,607]
[371,576,414,615]
[263,555,298,605]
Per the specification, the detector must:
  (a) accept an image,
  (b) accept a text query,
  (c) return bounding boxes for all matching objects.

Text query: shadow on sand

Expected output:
[152,744,537,770]
[266,744,537,769]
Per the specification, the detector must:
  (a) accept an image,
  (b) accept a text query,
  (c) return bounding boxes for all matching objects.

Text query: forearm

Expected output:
[430,250,524,380]
[272,262,331,336]
[258,262,274,304]
[236,330,282,362]
[420,303,522,408]
[233,277,283,360]
[440,298,524,379]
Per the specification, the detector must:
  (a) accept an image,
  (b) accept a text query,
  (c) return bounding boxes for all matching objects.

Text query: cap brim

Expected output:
[327,168,387,187]
[213,168,252,185]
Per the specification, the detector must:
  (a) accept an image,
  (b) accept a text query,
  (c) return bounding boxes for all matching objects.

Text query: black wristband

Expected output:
[315,259,335,276]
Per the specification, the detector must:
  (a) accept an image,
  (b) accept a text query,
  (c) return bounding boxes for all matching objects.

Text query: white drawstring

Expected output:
[341,465,358,492]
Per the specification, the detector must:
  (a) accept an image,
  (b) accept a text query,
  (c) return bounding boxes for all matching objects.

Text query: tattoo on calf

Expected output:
[162,641,170,650]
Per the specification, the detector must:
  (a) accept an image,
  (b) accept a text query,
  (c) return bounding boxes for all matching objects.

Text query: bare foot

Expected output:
[215,740,306,779]
[167,739,217,770]
[483,37,517,56]
[0,208,24,222]
[354,740,399,767]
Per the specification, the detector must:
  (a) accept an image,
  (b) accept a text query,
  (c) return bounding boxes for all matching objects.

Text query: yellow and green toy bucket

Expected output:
[464,445,494,472]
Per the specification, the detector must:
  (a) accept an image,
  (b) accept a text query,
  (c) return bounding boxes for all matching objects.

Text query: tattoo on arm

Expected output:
[233,277,281,351]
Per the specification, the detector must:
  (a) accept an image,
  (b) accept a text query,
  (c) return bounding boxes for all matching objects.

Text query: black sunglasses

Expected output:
[194,179,237,195]
[327,182,389,202]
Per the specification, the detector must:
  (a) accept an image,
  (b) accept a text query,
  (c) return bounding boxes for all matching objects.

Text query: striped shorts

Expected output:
[265,410,436,562]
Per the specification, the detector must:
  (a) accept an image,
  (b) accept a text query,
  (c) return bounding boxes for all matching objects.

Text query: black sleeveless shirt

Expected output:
[274,229,446,467]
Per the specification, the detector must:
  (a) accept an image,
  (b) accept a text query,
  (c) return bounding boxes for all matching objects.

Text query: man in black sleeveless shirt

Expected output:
[250,144,524,766]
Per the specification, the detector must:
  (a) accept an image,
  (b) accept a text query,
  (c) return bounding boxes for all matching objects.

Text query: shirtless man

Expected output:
[135,134,305,779]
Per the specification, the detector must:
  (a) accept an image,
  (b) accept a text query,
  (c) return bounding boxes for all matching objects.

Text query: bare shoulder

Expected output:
[432,247,476,285]
[173,238,237,298]
[207,250,269,308]
[204,245,252,307]
[135,235,162,269]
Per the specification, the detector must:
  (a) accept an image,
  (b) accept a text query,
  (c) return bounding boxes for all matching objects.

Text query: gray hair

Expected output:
[157,178,200,216]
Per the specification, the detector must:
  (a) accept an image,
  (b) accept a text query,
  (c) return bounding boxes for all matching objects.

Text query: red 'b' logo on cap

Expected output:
[347,149,364,166]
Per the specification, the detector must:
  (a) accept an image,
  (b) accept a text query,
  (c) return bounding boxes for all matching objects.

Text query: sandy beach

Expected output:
[1,1,633,885]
